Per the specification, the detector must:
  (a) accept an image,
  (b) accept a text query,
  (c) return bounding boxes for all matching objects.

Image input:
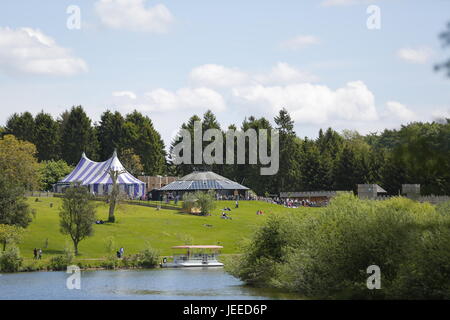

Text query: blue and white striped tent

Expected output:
[55,151,146,198]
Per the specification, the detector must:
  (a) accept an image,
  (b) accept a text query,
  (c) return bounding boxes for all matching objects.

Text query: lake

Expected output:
[0,268,300,300]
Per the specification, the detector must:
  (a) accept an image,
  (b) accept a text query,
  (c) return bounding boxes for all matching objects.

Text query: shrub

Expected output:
[101,255,120,270]
[436,200,450,217]
[136,247,160,268]
[122,254,140,268]
[182,191,216,215]
[390,226,450,299]
[194,191,216,216]
[228,193,450,299]
[21,260,46,272]
[182,193,197,213]
[0,246,23,273]
[48,248,74,271]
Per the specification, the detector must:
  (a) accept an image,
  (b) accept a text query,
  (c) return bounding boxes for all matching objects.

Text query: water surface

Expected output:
[0,268,300,300]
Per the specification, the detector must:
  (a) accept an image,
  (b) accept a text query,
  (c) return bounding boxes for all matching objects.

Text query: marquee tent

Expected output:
[54,151,145,198]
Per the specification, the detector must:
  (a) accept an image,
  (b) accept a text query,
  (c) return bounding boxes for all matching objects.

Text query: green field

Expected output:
[20,197,313,265]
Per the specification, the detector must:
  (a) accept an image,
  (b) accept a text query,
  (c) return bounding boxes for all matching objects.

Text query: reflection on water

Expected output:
[0,268,303,300]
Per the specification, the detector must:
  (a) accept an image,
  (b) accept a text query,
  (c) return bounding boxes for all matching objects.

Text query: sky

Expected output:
[0,0,449,147]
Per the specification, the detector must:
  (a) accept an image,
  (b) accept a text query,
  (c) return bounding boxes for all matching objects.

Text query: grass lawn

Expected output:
[20,197,316,265]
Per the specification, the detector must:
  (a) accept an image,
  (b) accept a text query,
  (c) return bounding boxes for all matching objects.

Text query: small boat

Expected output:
[161,245,224,268]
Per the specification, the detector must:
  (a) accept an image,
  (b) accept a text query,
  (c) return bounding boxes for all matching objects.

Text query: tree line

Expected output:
[168,109,450,196]
[1,107,166,176]
[1,107,449,195]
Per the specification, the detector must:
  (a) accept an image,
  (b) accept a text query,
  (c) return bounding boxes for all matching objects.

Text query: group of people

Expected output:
[282,199,319,208]
[33,248,43,260]
[265,197,320,208]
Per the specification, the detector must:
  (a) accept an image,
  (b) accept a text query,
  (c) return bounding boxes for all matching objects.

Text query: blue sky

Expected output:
[0,0,449,146]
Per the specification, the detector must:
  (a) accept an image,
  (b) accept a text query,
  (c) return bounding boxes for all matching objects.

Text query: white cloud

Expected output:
[95,0,174,33]
[113,91,137,99]
[254,62,319,84]
[189,64,249,88]
[321,0,375,7]
[432,108,450,121]
[114,87,226,113]
[0,27,88,76]
[385,101,417,122]
[190,62,318,88]
[144,88,226,112]
[281,35,320,50]
[397,47,433,64]
[233,81,378,125]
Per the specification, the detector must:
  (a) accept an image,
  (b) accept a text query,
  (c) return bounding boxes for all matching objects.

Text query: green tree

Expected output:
[0,246,22,272]
[124,111,166,175]
[201,110,223,174]
[0,224,24,251]
[194,191,217,216]
[300,140,333,191]
[4,112,35,143]
[392,122,450,195]
[169,114,202,176]
[97,111,125,160]
[59,184,96,255]
[0,174,32,228]
[34,111,60,161]
[238,116,275,195]
[39,160,73,191]
[0,135,41,190]
[273,109,301,193]
[119,148,144,176]
[317,127,344,158]
[333,145,364,192]
[61,106,99,165]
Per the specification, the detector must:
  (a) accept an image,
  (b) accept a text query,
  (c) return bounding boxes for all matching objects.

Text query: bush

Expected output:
[182,191,216,215]
[21,260,46,272]
[48,249,74,271]
[0,246,23,273]
[137,247,160,268]
[194,191,216,216]
[120,247,160,269]
[122,254,141,268]
[101,255,120,269]
[390,226,450,299]
[228,194,450,299]
[436,201,450,217]
[182,193,197,213]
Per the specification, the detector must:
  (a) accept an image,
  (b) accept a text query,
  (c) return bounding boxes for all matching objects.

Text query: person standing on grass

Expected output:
[38,248,42,260]
[33,248,37,260]
[120,247,124,257]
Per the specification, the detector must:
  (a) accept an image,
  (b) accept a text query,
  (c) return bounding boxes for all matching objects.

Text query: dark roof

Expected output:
[159,171,249,191]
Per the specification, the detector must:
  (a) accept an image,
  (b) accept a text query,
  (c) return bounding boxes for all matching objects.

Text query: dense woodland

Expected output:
[0,106,448,196]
